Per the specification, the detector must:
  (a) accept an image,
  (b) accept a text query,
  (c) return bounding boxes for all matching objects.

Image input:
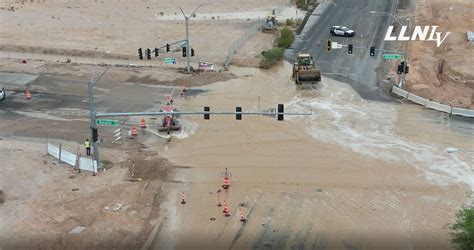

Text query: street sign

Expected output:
[331,42,343,49]
[165,57,176,64]
[383,54,401,59]
[96,119,119,126]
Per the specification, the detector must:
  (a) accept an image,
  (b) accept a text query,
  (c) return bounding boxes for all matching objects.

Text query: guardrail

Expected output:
[391,86,474,117]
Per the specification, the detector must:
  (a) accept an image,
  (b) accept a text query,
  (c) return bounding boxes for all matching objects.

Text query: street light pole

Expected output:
[179,3,217,73]
[88,51,109,175]
[370,11,410,88]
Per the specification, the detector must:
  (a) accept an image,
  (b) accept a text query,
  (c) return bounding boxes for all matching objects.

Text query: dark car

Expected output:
[330,26,355,37]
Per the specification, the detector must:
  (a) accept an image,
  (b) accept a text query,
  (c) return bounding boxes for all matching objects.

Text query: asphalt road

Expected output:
[289,0,398,100]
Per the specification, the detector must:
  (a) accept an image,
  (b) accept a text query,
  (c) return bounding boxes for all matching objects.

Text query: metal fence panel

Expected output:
[47,143,60,159]
[60,149,77,166]
[79,157,98,172]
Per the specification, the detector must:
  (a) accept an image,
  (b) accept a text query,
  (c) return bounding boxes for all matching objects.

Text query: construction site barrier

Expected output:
[392,86,474,118]
[47,142,98,172]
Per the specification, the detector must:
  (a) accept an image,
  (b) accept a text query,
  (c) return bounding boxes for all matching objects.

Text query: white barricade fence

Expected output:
[47,142,98,173]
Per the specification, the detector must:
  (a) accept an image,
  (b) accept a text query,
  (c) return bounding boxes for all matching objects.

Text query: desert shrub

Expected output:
[259,48,284,69]
[277,27,294,48]
[449,207,474,250]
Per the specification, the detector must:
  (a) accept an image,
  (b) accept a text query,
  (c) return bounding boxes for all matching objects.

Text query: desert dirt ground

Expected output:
[404,0,474,109]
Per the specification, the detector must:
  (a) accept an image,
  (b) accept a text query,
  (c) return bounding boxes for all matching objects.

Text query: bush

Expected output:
[449,207,474,250]
[277,27,295,49]
[260,48,284,69]
[286,19,294,26]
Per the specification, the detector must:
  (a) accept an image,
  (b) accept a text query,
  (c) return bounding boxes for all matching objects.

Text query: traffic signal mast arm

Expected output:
[155,39,188,52]
[96,109,313,118]
[343,44,404,54]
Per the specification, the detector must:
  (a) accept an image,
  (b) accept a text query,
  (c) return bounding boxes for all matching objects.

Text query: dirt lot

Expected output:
[0,137,183,249]
[406,0,474,109]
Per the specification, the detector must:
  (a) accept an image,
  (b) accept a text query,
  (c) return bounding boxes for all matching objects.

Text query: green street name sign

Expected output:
[96,119,119,126]
[383,54,401,59]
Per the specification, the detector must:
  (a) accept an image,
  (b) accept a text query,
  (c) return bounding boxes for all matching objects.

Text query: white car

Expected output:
[330,26,355,37]
[0,88,5,101]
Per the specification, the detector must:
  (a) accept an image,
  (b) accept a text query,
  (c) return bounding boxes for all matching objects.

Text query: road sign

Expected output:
[165,57,176,64]
[331,42,343,49]
[96,119,119,126]
[383,54,401,59]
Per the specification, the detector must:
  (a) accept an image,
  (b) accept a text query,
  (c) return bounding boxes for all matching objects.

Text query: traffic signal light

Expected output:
[166,43,170,52]
[326,39,332,52]
[405,65,409,74]
[397,64,403,74]
[236,106,242,120]
[146,48,151,60]
[154,47,159,57]
[191,48,195,57]
[370,46,375,56]
[92,128,98,142]
[204,106,210,120]
[348,44,353,54]
[182,47,187,57]
[138,48,143,60]
[277,104,284,121]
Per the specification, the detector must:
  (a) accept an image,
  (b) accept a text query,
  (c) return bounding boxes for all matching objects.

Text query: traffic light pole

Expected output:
[185,16,190,73]
[401,18,410,88]
[87,80,99,176]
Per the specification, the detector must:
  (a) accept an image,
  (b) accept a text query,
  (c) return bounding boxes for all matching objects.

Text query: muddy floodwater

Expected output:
[147,63,473,249]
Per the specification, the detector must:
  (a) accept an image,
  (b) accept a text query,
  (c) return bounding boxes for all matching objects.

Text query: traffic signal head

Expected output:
[277,104,284,121]
[204,106,210,120]
[138,48,143,60]
[326,39,332,52]
[236,107,242,120]
[397,64,403,74]
[146,48,151,60]
[370,46,375,56]
[405,65,409,74]
[166,43,170,52]
[92,128,98,142]
[182,46,187,57]
[348,44,353,54]
[155,47,159,57]
[191,48,195,57]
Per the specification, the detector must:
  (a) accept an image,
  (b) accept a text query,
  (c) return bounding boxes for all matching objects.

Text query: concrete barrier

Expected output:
[407,93,428,106]
[391,86,409,99]
[426,101,452,114]
[452,107,474,117]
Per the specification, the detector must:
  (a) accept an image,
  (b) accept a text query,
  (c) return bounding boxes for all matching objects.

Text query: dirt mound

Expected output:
[126,150,189,181]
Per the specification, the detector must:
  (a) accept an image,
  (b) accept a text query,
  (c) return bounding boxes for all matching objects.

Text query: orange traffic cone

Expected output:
[25,88,32,99]
[130,126,138,137]
[180,191,186,204]
[140,118,147,129]
[222,177,231,190]
[222,201,230,217]
[238,208,246,222]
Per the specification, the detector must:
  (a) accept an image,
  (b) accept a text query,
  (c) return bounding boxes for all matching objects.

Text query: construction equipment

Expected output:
[261,15,277,33]
[292,54,321,84]
[158,105,182,135]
